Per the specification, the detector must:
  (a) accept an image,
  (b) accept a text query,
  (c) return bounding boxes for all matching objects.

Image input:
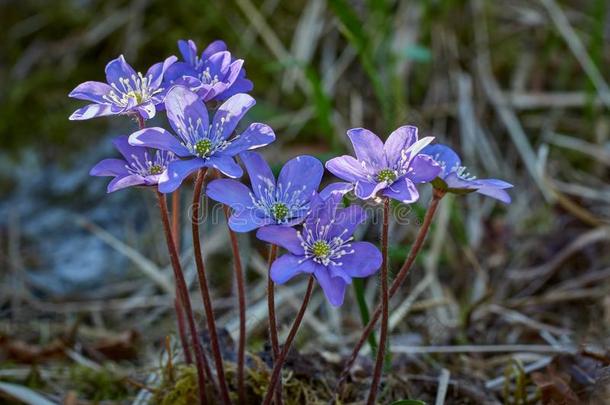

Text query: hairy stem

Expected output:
[266,244,283,405]
[156,191,208,405]
[222,204,247,405]
[262,277,315,405]
[191,169,232,405]
[366,197,390,404]
[337,189,446,397]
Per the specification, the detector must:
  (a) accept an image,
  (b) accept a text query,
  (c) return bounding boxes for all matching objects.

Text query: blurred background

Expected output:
[1,0,609,403]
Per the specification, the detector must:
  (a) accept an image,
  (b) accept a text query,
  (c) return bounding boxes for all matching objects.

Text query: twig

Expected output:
[539,0,610,108]
[435,368,450,405]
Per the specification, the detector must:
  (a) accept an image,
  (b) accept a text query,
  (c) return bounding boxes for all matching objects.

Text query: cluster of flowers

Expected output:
[70,38,512,403]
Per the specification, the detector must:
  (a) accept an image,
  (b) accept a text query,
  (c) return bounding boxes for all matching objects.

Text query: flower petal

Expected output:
[201,40,228,60]
[212,93,256,141]
[164,62,200,86]
[69,103,120,120]
[178,39,198,66]
[476,178,513,189]
[205,51,231,75]
[476,187,512,204]
[222,72,254,98]
[146,55,178,89]
[221,123,276,156]
[69,81,112,103]
[382,177,419,203]
[354,180,386,200]
[256,225,304,255]
[204,155,243,178]
[90,158,128,177]
[333,241,382,278]
[314,267,347,307]
[270,254,316,284]
[421,144,461,178]
[219,59,243,89]
[165,85,209,144]
[325,155,369,182]
[158,158,206,193]
[444,172,478,189]
[105,55,137,88]
[305,192,342,229]
[228,209,274,232]
[240,151,275,200]
[136,101,156,120]
[277,155,323,204]
[403,136,435,165]
[347,128,386,168]
[112,135,147,162]
[407,154,441,184]
[107,174,145,193]
[329,205,367,237]
[129,127,191,157]
[384,125,418,166]
[206,179,253,209]
[319,182,354,200]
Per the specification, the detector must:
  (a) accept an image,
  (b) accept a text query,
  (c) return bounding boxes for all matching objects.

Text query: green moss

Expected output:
[67,364,130,401]
[153,365,200,405]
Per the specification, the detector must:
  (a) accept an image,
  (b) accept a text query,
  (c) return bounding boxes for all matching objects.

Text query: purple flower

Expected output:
[164,39,253,102]
[257,194,382,307]
[207,152,323,232]
[129,85,275,193]
[325,126,441,203]
[90,136,176,193]
[422,144,513,203]
[69,55,177,121]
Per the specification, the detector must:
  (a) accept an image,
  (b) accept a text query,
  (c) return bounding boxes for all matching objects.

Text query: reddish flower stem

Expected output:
[337,189,446,398]
[266,244,283,405]
[366,197,390,404]
[221,204,247,405]
[191,169,232,405]
[174,297,193,364]
[172,191,181,249]
[135,114,195,370]
[169,189,193,365]
[262,277,315,405]
[156,191,208,405]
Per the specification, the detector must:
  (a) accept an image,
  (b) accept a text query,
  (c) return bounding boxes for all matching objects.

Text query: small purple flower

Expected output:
[422,144,513,203]
[90,136,176,193]
[325,126,441,203]
[129,85,275,193]
[69,55,177,121]
[207,151,323,232]
[257,194,382,307]
[164,39,253,102]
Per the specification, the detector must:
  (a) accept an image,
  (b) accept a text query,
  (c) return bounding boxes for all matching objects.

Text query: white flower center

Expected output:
[176,116,232,159]
[297,219,354,266]
[104,73,162,107]
[199,67,220,86]
[249,179,309,224]
[126,150,174,177]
